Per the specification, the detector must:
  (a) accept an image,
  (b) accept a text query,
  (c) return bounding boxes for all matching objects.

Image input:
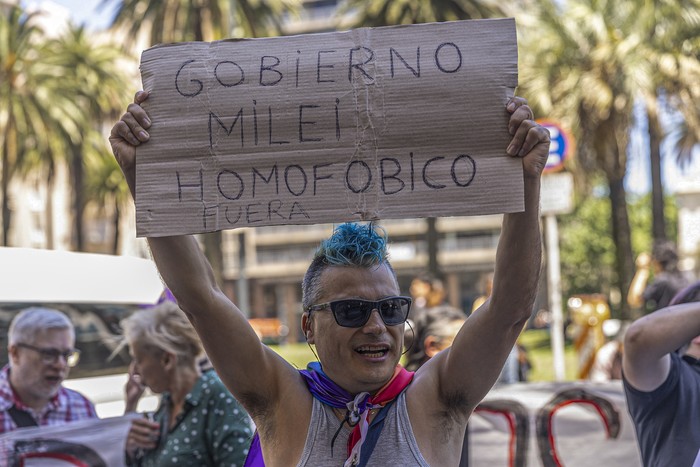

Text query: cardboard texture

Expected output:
[136,18,521,236]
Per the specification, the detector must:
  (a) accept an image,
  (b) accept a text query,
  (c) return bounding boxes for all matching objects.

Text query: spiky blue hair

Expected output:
[313,222,388,266]
[301,223,393,311]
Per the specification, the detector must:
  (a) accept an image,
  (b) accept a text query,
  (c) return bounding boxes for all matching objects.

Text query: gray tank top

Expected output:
[297,392,430,466]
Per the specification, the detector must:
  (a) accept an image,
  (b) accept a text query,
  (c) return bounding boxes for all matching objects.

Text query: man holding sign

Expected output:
[111,19,549,467]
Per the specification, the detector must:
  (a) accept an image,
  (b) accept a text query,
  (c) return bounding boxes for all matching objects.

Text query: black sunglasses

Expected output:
[308,296,412,328]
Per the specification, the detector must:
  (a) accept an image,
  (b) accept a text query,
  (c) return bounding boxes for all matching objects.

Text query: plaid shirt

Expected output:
[0,365,97,434]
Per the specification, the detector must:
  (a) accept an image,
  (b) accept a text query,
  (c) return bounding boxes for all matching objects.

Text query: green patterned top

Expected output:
[137,369,253,467]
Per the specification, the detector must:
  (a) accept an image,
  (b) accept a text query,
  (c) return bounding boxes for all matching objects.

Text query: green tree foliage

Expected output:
[0,6,130,249]
[104,0,298,45]
[634,0,700,243]
[517,0,652,318]
[84,131,131,254]
[39,26,131,250]
[516,0,699,318]
[559,188,678,315]
[0,7,78,246]
[341,0,504,27]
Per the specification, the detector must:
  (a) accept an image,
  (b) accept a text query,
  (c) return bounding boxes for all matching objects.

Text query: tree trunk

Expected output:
[426,217,440,277]
[1,123,16,247]
[1,146,10,247]
[647,105,666,242]
[71,143,85,251]
[608,176,635,320]
[112,202,120,255]
[44,164,55,249]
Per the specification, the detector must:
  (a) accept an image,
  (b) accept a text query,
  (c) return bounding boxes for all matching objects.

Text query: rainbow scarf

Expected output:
[244,362,414,467]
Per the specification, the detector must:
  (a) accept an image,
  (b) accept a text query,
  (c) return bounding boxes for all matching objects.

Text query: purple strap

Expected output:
[299,362,367,409]
[244,433,264,467]
[244,362,383,466]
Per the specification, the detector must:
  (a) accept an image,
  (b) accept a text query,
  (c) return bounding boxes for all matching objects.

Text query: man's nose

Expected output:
[51,355,69,369]
[362,309,386,333]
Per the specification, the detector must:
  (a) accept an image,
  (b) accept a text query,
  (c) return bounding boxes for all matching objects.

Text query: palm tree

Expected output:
[103,0,296,45]
[84,132,132,254]
[341,0,504,27]
[517,0,648,319]
[637,0,700,242]
[40,25,131,250]
[0,6,82,247]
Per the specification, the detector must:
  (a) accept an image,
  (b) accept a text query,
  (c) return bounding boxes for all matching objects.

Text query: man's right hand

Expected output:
[109,91,151,191]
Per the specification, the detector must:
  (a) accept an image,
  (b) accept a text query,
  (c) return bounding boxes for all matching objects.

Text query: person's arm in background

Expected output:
[124,362,145,413]
[627,253,651,309]
[123,363,159,461]
[623,302,700,391]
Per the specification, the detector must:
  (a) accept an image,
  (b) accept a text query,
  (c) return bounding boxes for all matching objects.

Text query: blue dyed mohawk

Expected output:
[313,222,389,267]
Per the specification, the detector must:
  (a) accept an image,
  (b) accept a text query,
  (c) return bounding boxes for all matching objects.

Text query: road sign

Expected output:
[540,172,574,215]
[537,119,574,173]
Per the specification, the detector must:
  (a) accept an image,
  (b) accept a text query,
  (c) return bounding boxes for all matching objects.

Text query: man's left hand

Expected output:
[506,97,550,179]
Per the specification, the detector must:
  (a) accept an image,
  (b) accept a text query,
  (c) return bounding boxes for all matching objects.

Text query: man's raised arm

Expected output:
[415,97,549,406]
[109,91,302,409]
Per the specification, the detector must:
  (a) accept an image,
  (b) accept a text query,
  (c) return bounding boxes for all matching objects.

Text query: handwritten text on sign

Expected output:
[136,18,521,236]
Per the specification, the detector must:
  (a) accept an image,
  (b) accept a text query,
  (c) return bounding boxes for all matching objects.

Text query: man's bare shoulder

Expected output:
[406,372,469,466]
[250,370,314,464]
[406,375,472,426]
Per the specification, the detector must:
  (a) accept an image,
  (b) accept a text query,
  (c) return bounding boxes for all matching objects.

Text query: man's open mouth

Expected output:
[355,345,389,358]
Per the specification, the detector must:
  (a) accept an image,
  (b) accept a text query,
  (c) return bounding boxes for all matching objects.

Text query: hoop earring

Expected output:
[402,320,415,356]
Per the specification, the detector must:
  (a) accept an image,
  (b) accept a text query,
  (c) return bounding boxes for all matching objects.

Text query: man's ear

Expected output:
[7,345,19,365]
[301,312,315,344]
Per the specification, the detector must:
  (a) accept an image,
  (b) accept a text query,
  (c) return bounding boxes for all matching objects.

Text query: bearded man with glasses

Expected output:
[111,91,549,466]
[0,308,96,433]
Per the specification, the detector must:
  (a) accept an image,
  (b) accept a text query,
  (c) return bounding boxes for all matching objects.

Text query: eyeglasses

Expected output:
[16,343,81,368]
[308,296,412,328]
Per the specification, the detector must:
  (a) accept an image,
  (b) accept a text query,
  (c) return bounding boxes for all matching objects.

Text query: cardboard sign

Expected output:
[0,415,137,466]
[136,18,521,236]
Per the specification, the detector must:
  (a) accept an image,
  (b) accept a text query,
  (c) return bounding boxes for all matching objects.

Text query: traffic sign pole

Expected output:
[537,119,575,381]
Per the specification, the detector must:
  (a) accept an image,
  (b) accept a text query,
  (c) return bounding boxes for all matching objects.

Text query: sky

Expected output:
[22,0,116,31]
[20,0,700,196]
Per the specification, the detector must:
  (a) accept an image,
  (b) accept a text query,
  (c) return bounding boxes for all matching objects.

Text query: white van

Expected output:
[0,247,164,417]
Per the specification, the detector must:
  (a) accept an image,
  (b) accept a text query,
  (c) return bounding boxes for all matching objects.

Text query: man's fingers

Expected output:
[518,125,550,157]
[126,102,151,131]
[508,104,535,135]
[111,120,140,146]
[134,90,149,105]
[123,112,150,142]
[132,91,151,127]
[113,111,150,146]
[506,96,528,113]
[507,119,539,156]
